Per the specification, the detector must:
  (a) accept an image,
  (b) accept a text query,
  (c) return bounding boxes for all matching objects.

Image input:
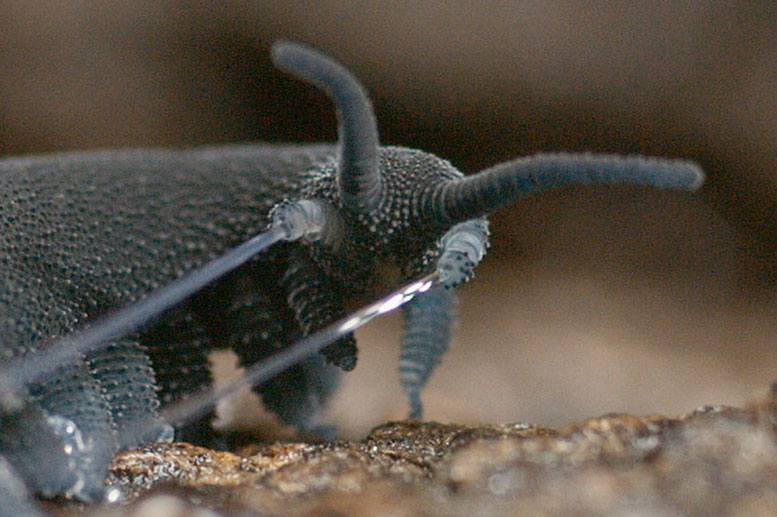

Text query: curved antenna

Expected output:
[272,41,382,214]
[421,153,705,226]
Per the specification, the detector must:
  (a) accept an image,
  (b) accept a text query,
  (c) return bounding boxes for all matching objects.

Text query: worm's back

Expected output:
[0,144,333,353]
[0,144,337,499]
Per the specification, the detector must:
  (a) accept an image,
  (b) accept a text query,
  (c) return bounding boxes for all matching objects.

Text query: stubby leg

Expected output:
[86,338,173,449]
[258,355,340,440]
[24,360,118,501]
[216,259,341,439]
[143,309,216,445]
[282,248,357,371]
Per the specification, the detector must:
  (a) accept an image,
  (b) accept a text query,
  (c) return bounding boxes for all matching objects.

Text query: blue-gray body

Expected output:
[0,41,704,513]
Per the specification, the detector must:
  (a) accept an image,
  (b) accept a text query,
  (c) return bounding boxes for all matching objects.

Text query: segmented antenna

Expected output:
[0,200,335,396]
[423,153,705,226]
[272,41,383,215]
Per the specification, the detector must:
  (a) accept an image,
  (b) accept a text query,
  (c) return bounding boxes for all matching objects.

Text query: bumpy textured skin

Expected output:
[0,143,465,500]
[0,41,703,509]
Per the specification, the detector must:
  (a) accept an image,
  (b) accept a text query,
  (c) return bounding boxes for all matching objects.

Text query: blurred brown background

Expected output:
[2,2,777,439]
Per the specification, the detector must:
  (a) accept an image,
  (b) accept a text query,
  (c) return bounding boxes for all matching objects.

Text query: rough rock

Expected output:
[46,384,777,516]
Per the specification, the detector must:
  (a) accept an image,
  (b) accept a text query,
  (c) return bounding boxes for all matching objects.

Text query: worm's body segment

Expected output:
[0,41,704,509]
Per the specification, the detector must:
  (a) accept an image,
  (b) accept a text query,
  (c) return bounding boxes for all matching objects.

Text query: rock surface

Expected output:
[42,383,777,516]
